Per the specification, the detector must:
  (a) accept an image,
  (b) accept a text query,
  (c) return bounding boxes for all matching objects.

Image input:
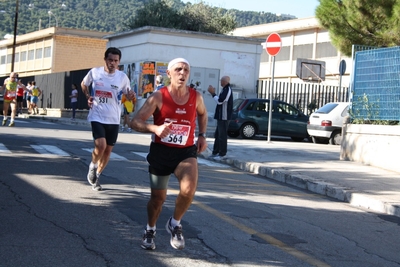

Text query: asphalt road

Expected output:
[1,118,400,267]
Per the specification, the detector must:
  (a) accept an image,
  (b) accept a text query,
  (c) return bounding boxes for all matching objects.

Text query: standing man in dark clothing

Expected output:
[207,76,233,160]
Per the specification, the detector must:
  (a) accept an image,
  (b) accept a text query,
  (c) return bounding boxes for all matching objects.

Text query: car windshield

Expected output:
[232,99,244,110]
[315,103,339,114]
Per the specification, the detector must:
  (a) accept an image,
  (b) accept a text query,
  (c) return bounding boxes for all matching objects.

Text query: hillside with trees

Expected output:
[0,0,292,38]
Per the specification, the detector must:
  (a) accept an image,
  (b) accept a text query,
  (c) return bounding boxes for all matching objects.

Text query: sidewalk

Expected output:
[29,114,400,218]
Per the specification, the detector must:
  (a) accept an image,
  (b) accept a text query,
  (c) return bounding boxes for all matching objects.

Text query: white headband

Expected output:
[168,58,190,70]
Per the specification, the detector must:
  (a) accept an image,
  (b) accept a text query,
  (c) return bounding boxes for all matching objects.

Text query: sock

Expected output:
[10,119,14,123]
[89,162,98,169]
[96,172,101,178]
[146,224,156,231]
[3,116,7,120]
[170,217,181,228]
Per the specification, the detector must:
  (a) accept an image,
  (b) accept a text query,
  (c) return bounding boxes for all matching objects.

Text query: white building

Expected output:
[105,26,264,113]
[231,17,351,88]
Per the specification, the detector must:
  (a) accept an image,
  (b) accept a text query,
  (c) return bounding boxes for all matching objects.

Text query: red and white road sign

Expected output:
[266,33,282,56]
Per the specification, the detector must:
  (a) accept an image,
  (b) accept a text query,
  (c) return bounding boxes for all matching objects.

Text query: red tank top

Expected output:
[153,86,197,148]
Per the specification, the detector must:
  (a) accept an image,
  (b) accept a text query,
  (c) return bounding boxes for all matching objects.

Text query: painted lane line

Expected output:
[31,145,70,156]
[0,143,12,154]
[82,148,128,161]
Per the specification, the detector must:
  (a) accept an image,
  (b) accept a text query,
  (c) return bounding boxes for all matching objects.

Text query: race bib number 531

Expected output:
[161,124,191,146]
[95,90,113,104]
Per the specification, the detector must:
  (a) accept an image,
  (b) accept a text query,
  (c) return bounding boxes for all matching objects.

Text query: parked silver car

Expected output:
[307,102,350,145]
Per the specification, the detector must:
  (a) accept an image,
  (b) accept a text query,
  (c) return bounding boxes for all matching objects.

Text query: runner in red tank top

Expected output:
[131,58,208,251]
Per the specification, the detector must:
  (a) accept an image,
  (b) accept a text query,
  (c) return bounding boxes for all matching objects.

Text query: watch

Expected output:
[198,133,206,138]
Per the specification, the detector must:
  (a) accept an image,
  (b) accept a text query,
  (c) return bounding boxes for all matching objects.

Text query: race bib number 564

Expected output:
[161,124,191,146]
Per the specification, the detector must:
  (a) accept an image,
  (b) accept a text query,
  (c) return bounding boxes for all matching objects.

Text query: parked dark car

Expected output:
[227,98,310,141]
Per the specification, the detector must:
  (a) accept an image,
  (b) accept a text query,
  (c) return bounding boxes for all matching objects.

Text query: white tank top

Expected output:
[82,67,131,124]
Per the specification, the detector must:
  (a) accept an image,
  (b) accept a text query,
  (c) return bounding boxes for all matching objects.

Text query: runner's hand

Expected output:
[156,122,172,138]
[87,96,94,108]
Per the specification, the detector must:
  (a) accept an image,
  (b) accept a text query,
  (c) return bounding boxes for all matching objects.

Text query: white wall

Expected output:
[106,27,263,99]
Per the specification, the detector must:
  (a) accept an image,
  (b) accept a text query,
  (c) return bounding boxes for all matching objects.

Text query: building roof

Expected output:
[104,26,265,44]
[0,27,110,46]
[230,17,321,38]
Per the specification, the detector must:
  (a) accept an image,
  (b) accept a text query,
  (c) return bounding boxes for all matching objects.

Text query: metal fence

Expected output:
[1,69,90,111]
[257,80,350,115]
[352,46,400,121]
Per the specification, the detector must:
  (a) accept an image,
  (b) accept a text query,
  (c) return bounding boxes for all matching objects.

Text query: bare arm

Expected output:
[81,81,94,108]
[130,92,172,138]
[81,81,90,99]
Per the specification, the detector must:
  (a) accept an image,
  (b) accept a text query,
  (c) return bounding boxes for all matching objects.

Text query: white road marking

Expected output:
[37,121,56,125]
[11,120,54,125]
[31,145,70,156]
[82,148,128,161]
[133,152,148,158]
[13,120,29,124]
[0,143,12,154]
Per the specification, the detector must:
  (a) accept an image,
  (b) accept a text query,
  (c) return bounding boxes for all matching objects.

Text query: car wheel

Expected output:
[227,131,240,138]
[240,123,256,139]
[329,130,342,145]
[311,136,329,144]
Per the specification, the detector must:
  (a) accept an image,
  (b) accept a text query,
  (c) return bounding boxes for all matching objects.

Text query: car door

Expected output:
[272,102,308,137]
[243,100,270,134]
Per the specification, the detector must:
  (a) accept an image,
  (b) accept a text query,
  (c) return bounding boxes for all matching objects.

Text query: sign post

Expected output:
[338,59,346,101]
[265,33,282,143]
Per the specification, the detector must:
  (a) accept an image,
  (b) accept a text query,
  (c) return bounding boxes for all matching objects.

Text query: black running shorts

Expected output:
[91,121,119,146]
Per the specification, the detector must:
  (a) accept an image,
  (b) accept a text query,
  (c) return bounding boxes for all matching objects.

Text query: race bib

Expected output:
[161,124,191,146]
[7,91,16,98]
[95,90,113,104]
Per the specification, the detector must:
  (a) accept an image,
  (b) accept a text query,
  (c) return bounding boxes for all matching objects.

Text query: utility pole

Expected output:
[11,0,19,72]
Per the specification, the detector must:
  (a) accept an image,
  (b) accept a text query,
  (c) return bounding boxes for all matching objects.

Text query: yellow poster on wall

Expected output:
[140,61,155,98]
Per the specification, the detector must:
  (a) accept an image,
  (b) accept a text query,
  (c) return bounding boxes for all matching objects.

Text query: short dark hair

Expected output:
[104,47,122,60]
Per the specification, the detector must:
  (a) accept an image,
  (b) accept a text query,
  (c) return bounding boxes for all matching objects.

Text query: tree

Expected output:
[124,0,183,29]
[315,0,400,57]
[180,2,236,34]
[124,0,236,34]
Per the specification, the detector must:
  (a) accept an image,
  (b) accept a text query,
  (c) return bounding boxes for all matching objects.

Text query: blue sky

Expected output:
[181,0,319,19]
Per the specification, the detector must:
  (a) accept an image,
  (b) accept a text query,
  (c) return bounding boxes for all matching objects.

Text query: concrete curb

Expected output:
[206,156,400,218]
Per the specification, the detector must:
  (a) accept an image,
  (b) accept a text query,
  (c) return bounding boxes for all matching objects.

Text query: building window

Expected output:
[28,49,35,60]
[1,55,5,65]
[7,54,12,64]
[316,42,338,58]
[44,46,51,58]
[275,46,290,61]
[21,51,27,61]
[36,48,43,59]
[293,44,313,60]
[15,53,19,62]
[261,46,291,62]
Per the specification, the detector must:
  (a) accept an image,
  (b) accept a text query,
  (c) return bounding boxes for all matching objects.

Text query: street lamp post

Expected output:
[48,10,58,27]
[11,0,19,72]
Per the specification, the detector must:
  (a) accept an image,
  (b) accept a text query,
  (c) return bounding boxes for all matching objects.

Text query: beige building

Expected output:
[0,27,109,77]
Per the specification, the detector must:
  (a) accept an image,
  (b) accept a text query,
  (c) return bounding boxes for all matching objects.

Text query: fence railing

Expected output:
[257,80,350,115]
[352,46,400,122]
